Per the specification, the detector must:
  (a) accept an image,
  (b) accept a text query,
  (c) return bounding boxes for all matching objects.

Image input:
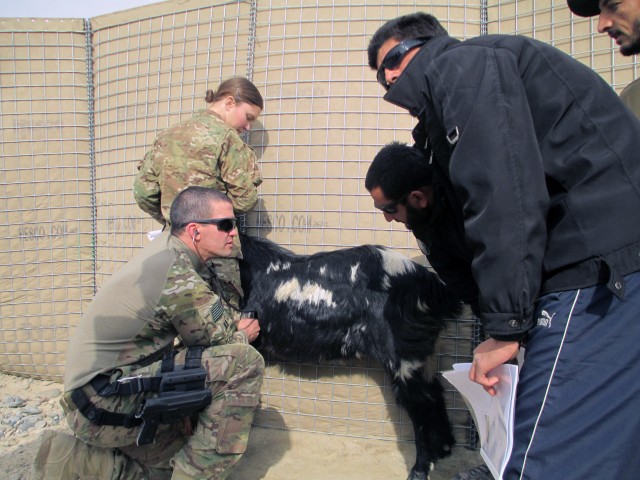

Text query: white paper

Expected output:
[147,229,163,241]
[442,363,518,480]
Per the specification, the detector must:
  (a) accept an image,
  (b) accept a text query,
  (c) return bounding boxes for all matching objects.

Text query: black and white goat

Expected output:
[238,234,461,480]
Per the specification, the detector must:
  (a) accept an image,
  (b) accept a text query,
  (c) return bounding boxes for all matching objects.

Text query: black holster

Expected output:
[72,346,212,446]
[135,348,212,445]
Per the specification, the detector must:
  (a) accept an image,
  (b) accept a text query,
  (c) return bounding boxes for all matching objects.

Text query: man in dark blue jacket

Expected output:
[367,12,640,480]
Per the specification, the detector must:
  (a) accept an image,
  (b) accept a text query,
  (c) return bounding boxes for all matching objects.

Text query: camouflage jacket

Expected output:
[63,231,246,391]
[133,109,262,225]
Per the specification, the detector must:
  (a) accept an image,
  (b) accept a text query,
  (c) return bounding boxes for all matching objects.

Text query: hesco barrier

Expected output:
[1,0,635,448]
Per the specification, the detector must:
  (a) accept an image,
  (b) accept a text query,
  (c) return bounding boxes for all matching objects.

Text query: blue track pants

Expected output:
[504,271,640,480]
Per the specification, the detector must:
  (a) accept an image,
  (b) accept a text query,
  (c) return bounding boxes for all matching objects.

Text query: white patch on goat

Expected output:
[319,265,326,276]
[266,261,291,274]
[274,277,337,308]
[379,248,416,277]
[378,248,416,291]
[395,359,424,382]
[350,263,360,283]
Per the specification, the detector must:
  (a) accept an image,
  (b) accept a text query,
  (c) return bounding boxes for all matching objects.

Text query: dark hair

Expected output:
[365,142,433,199]
[205,77,264,109]
[367,13,448,70]
[170,186,232,235]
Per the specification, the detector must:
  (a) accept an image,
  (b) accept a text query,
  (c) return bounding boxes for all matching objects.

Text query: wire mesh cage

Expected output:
[0,0,635,449]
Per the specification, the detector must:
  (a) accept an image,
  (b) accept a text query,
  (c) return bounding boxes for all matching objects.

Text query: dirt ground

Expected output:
[0,372,481,479]
[229,428,482,480]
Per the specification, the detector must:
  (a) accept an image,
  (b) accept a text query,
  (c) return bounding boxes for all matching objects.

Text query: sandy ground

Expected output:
[0,372,481,480]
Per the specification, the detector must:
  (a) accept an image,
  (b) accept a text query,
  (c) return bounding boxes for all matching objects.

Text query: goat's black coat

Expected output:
[238,234,461,480]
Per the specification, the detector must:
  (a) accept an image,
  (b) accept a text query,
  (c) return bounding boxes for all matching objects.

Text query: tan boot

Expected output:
[28,430,126,480]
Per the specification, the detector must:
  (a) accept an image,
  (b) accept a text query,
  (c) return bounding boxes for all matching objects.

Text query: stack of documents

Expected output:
[442,363,518,480]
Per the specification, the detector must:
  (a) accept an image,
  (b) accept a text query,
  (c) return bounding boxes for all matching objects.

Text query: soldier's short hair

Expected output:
[170,186,232,235]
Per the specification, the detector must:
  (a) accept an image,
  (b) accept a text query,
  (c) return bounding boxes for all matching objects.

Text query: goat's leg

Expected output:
[394,376,455,480]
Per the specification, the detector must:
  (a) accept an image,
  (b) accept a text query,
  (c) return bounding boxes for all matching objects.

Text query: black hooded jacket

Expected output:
[384,34,640,340]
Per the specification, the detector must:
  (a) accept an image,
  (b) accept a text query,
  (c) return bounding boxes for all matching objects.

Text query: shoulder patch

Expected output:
[210,299,225,322]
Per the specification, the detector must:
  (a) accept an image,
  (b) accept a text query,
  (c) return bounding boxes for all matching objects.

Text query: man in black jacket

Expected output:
[367,13,640,480]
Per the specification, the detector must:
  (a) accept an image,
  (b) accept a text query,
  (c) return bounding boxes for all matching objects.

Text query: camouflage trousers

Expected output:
[59,343,264,480]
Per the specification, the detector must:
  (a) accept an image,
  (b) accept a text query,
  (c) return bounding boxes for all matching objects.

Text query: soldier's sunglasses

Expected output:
[191,217,237,233]
[377,38,427,90]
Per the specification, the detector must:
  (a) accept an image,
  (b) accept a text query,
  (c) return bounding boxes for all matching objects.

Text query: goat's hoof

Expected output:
[407,463,434,480]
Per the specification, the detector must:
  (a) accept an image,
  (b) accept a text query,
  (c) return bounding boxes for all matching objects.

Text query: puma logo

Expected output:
[537,309,555,327]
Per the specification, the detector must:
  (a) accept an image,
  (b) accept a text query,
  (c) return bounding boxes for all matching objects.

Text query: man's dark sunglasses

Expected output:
[185,217,237,232]
[377,38,427,90]
[375,191,411,214]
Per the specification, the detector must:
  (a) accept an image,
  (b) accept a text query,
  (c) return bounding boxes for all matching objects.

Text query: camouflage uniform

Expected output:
[33,231,264,480]
[133,109,262,308]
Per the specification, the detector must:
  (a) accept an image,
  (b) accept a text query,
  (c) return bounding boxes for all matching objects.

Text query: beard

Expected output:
[405,203,433,234]
[618,20,640,56]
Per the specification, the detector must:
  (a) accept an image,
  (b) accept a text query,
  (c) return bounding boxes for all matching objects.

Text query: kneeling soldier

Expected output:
[30,186,263,480]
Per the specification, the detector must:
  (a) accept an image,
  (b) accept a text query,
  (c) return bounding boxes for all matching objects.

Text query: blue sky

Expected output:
[0,0,161,18]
